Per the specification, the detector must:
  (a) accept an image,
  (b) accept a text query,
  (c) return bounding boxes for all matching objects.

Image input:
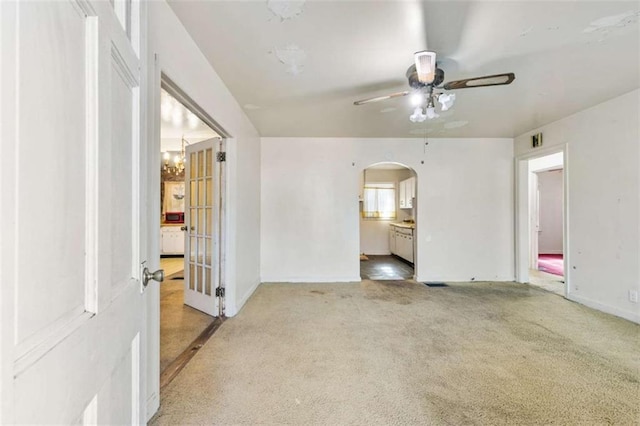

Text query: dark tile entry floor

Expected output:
[361,255,414,280]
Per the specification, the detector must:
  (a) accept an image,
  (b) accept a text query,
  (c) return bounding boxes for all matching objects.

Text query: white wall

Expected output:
[145,1,261,419]
[530,152,563,172]
[515,89,640,323]
[537,170,563,254]
[148,1,261,317]
[359,168,412,255]
[261,137,514,283]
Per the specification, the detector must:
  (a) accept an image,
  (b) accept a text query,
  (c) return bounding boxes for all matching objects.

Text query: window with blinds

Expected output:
[362,183,396,219]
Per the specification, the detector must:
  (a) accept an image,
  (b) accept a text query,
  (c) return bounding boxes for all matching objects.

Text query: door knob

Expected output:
[180,226,188,231]
[142,267,164,287]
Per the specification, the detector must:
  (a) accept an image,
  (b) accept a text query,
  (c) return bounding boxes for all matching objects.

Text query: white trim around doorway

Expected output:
[514,144,569,297]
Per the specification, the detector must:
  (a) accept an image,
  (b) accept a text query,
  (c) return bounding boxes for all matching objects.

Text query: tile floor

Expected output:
[360,255,414,280]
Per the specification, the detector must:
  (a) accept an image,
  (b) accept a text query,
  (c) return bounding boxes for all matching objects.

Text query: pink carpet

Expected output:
[538,254,564,276]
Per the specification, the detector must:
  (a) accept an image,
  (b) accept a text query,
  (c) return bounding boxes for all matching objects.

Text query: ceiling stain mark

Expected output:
[273,44,306,75]
[583,10,639,40]
[519,26,534,37]
[267,0,306,21]
[444,120,469,129]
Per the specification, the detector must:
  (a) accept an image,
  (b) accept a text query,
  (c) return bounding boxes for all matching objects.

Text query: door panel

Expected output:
[111,60,136,290]
[184,139,222,316]
[15,0,88,354]
[1,0,146,423]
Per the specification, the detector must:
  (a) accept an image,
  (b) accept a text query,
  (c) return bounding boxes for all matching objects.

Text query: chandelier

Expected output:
[162,137,189,176]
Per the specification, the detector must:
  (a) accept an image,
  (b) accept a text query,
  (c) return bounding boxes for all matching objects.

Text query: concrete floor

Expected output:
[151,280,639,425]
[160,257,214,373]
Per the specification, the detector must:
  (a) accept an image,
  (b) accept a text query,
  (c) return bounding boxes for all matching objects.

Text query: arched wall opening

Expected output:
[358,161,418,281]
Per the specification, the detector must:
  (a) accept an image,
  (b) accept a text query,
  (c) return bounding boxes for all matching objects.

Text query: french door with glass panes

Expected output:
[183,138,224,316]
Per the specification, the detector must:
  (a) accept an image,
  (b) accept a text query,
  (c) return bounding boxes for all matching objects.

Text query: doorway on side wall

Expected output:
[156,76,229,385]
[516,150,567,296]
[358,163,417,281]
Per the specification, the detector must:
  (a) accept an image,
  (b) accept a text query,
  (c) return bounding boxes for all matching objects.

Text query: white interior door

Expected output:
[183,139,224,316]
[1,1,148,423]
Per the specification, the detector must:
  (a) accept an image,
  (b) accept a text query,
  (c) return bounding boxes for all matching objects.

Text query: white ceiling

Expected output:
[160,88,219,151]
[167,1,639,138]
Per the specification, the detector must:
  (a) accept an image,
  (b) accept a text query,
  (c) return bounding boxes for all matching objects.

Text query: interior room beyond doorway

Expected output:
[359,163,416,280]
[528,153,565,296]
[159,87,219,373]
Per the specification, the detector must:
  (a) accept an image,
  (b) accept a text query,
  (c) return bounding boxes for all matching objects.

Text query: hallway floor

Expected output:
[160,257,214,373]
[360,255,413,280]
[151,280,639,425]
[529,268,564,296]
[160,256,185,278]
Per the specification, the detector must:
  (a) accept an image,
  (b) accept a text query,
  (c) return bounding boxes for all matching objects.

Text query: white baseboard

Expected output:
[568,294,640,324]
[227,279,261,317]
[146,392,159,423]
[539,250,563,255]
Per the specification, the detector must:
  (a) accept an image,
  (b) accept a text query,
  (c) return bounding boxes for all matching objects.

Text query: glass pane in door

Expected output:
[184,139,220,317]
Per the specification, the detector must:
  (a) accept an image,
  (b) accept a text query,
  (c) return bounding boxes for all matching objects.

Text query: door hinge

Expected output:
[216,152,226,162]
[215,287,225,297]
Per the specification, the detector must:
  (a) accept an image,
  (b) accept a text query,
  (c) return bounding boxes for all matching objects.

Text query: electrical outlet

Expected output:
[629,290,638,303]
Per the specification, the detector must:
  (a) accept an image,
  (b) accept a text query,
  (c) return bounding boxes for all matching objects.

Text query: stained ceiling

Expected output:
[167,1,639,138]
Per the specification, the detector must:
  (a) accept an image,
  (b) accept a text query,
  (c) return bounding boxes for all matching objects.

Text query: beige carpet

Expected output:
[160,278,215,373]
[152,280,639,425]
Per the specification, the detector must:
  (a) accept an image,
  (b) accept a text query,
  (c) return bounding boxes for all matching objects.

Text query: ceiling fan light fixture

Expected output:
[426,106,439,120]
[409,107,426,123]
[438,93,456,111]
[410,92,424,107]
[414,51,437,84]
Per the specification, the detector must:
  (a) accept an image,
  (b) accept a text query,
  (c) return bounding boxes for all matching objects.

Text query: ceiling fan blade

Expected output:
[443,73,515,90]
[353,91,409,106]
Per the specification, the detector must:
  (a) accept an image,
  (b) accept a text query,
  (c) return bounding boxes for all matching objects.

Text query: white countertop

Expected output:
[391,222,415,229]
[161,222,184,227]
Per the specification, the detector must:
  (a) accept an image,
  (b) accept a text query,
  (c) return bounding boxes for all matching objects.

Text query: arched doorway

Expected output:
[358,162,417,280]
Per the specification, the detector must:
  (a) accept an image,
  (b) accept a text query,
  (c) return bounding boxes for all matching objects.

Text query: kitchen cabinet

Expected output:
[399,176,415,209]
[389,226,396,254]
[161,226,185,255]
[389,224,414,264]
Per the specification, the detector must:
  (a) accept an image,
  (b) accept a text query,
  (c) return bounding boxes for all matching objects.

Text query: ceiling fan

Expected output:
[354,51,515,122]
